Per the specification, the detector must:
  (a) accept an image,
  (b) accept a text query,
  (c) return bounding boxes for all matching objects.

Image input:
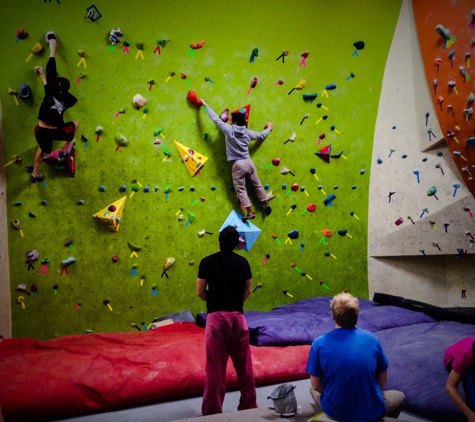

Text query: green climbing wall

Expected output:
[0,0,402,339]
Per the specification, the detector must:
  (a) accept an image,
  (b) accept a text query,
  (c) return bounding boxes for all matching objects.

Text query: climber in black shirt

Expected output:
[31,31,79,183]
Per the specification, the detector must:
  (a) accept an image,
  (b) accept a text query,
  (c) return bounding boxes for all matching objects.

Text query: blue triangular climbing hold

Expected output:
[219,210,261,252]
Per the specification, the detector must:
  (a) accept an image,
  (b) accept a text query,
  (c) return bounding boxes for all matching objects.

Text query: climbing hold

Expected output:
[132,94,147,109]
[315,144,332,163]
[323,194,336,206]
[190,40,205,49]
[157,39,169,47]
[427,186,438,200]
[435,24,457,48]
[288,230,299,239]
[187,211,196,223]
[187,90,202,107]
[114,132,128,147]
[16,28,28,40]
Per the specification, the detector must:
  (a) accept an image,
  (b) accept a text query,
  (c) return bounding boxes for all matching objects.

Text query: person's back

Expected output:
[202,103,271,161]
[37,67,77,128]
[306,293,405,422]
[200,250,248,313]
[199,99,274,219]
[311,327,387,422]
[224,124,253,161]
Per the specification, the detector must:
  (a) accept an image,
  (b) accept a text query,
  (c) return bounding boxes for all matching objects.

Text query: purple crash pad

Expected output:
[376,321,475,422]
[198,297,436,346]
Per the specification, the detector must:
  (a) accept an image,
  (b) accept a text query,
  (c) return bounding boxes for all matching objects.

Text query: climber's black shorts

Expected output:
[34,122,76,154]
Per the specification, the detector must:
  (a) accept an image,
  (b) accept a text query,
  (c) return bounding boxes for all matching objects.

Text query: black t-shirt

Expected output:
[198,251,252,314]
[38,58,77,127]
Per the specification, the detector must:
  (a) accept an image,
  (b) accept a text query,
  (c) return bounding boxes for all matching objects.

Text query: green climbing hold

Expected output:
[114,132,128,146]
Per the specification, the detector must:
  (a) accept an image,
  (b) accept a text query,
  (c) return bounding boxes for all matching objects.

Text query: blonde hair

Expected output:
[331,292,359,328]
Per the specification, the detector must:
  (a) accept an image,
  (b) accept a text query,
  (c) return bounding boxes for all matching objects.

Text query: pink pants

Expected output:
[202,311,257,415]
[232,158,267,208]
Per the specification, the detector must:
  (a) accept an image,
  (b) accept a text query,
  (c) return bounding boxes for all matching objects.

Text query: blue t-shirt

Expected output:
[306,327,389,422]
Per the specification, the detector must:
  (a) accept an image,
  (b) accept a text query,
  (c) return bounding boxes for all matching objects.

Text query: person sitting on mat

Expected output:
[30,31,79,183]
[306,292,405,422]
[445,337,475,422]
[199,99,274,220]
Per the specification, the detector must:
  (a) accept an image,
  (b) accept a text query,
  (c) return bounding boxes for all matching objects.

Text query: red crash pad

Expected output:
[0,323,310,422]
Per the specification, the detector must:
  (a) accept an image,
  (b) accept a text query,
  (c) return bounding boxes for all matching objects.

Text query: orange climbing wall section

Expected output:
[413,0,475,199]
